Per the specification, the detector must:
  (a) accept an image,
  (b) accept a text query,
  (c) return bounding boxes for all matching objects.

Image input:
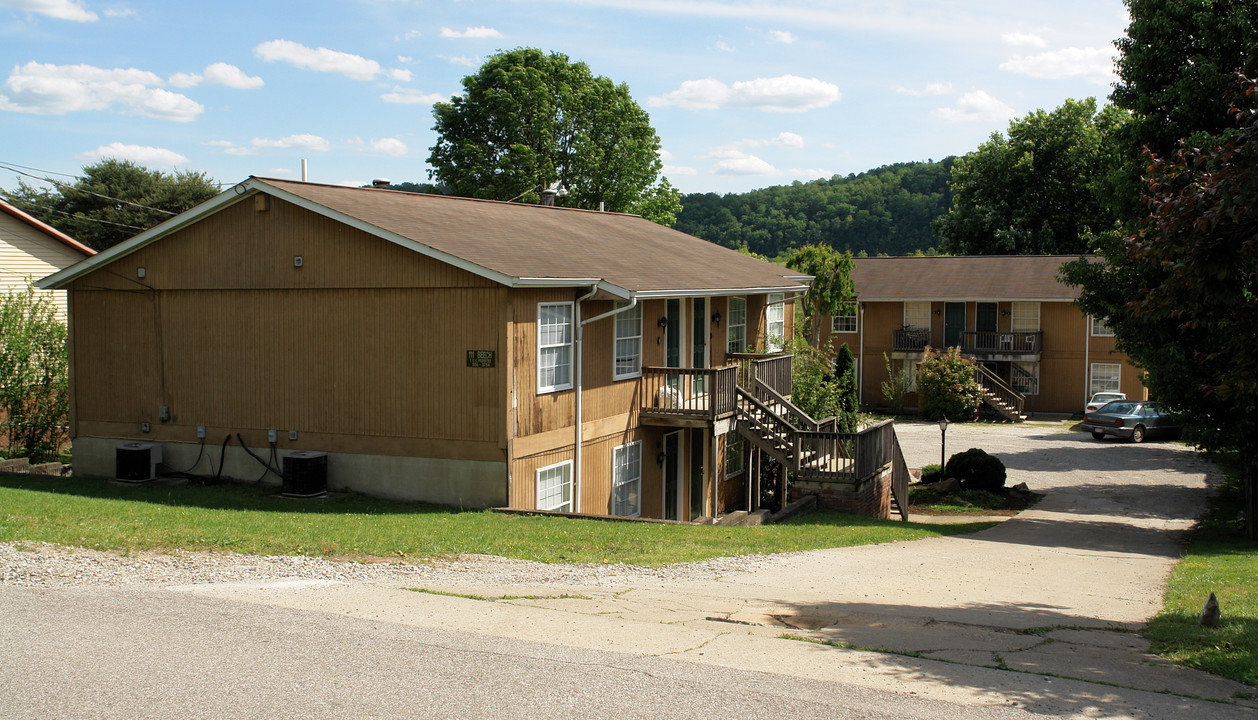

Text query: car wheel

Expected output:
[1091,429,1105,440]
[1131,425,1146,443]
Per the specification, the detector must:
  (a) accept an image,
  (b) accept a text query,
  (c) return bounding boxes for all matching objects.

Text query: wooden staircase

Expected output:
[976,364,1027,422]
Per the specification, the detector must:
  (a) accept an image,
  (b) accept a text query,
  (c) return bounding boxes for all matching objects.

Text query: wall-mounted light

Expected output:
[711,311,722,326]
[657,316,669,330]
[933,308,942,316]
[656,451,666,466]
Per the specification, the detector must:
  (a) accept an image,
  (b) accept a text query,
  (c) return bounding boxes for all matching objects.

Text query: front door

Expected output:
[692,297,708,394]
[975,302,997,351]
[944,302,966,349]
[665,299,684,394]
[663,431,682,521]
[689,429,706,520]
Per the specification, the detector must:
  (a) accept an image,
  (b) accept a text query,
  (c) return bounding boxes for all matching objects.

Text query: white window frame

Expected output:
[766,293,785,350]
[903,301,931,331]
[1090,314,1114,337]
[612,441,642,517]
[1011,301,1040,333]
[537,302,573,393]
[1012,361,1039,395]
[613,302,642,380]
[724,432,745,478]
[536,460,573,512]
[1089,363,1121,395]
[727,296,747,354]
[832,306,857,334]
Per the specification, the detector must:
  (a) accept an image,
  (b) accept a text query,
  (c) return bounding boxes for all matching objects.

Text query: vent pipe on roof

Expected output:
[301,159,308,182]
[372,178,391,188]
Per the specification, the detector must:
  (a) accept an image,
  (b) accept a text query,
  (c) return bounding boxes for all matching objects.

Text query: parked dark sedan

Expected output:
[1081,401,1181,443]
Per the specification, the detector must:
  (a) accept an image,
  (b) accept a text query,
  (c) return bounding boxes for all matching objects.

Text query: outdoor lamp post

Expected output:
[938,414,949,470]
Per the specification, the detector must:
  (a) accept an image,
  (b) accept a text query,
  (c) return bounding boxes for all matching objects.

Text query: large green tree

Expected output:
[1108,0,1258,222]
[785,244,854,347]
[427,48,681,225]
[1062,77,1258,535]
[2,159,218,252]
[934,98,1125,255]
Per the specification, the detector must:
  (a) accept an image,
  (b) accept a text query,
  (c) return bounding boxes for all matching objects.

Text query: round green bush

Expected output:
[919,464,944,483]
[945,448,1007,492]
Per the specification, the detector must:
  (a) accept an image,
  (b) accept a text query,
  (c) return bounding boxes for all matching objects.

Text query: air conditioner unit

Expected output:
[116,442,162,482]
[282,451,328,498]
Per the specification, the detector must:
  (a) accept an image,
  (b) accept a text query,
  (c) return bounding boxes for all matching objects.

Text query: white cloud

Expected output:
[254,39,382,81]
[1001,32,1047,48]
[659,148,676,162]
[1000,46,1116,85]
[77,142,188,166]
[443,55,479,67]
[380,86,446,105]
[715,40,734,52]
[0,0,97,21]
[402,29,421,40]
[167,72,201,88]
[213,134,331,156]
[932,90,1016,124]
[649,74,840,112]
[265,167,294,176]
[719,132,805,151]
[893,81,952,97]
[101,7,131,17]
[369,138,408,156]
[0,62,203,121]
[398,55,415,64]
[789,167,833,179]
[440,25,503,39]
[767,29,794,44]
[204,62,264,89]
[388,68,413,82]
[710,149,783,176]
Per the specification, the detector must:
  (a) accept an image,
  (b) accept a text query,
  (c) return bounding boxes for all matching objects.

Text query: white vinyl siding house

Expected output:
[0,201,92,319]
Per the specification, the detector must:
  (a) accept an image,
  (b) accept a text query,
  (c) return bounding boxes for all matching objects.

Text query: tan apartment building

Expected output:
[817,255,1146,417]
[40,178,809,521]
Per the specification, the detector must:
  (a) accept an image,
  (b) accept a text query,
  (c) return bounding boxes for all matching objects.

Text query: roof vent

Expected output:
[371,178,390,188]
[541,181,568,206]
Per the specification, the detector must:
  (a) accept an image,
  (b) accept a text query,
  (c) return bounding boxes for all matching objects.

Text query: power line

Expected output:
[12,201,145,232]
[0,161,176,216]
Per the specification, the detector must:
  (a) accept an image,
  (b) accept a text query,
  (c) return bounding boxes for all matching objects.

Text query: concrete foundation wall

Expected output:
[73,436,508,508]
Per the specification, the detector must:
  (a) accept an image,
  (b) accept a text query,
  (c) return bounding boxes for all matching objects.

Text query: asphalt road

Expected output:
[3,420,1255,719]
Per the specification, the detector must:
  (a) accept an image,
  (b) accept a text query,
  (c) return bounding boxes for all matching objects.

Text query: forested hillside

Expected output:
[673,159,954,258]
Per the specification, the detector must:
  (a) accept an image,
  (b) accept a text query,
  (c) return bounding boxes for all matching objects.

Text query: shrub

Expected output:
[0,285,68,463]
[880,352,912,411]
[945,448,1007,492]
[919,463,944,483]
[917,346,983,421]
[791,339,860,433]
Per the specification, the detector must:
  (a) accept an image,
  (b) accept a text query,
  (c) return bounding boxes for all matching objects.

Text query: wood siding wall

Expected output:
[68,196,507,461]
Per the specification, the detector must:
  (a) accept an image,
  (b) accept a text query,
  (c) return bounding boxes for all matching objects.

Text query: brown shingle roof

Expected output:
[260,178,807,295]
[852,255,1087,301]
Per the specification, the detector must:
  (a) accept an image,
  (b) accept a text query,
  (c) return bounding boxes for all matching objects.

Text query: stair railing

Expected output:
[975,364,1025,418]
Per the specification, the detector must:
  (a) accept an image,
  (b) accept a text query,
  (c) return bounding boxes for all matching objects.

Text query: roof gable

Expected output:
[0,198,94,257]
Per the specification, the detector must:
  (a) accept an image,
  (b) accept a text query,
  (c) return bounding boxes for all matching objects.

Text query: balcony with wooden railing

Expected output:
[728,352,793,397]
[638,365,739,426]
[892,328,931,353]
[961,331,1042,357]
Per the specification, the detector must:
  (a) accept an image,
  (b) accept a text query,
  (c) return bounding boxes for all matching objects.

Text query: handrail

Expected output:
[975,363,1025,417]
[640,365,738,420]
[892,328,930,351]
[1011,363,1039,395]
[736,387,800,466]
[750,378,821,431]
[961,331,1042,354]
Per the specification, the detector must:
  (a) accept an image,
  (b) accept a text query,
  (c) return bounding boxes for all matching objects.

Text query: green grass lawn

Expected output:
[0,473,995,566]
[1144,463,1258,689]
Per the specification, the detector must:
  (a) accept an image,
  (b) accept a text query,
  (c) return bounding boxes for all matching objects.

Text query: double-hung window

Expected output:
[613,302,642,380]
[766,293,785,350]
[832,306,857,334]
[612,441,642,517]
[1090,315,1114,337]
[1011,302,1040,332]
[903,301,930,331]
[536,460,572,512]
[538,302,573,393]
[1089,363,1121,395]
[727,296,747,353]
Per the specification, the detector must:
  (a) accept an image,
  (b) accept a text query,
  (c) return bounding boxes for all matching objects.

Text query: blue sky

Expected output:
[0,0,1131,197]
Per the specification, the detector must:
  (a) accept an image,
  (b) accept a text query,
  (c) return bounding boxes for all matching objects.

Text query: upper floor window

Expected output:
[727,296,747,353]
[538,302,573,393]
[832,307,857,334]
[766,293,785,350]
[1090,315,1114,337]
[904,301,930,331]
[1011,301,1040,333]
[613,302,642,380]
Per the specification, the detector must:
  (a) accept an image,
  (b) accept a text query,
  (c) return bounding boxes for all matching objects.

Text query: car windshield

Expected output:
[1094,393,1124,402]
[1099,401,1138,415]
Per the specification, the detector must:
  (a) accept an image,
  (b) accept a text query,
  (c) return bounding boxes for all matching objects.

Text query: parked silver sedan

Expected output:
[1081,401,1181,443]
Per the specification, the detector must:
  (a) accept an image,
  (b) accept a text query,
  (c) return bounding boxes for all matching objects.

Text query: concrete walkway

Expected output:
[171,421,1255,718]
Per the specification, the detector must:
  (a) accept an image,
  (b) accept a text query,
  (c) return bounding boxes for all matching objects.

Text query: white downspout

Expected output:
[575,291,638,514]
[1083,314,1090,405]
[858,303,865,406]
